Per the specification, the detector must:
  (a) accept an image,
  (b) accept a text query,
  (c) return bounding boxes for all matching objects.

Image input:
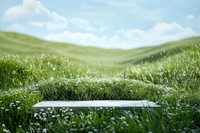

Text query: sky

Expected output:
[0,0,200,49]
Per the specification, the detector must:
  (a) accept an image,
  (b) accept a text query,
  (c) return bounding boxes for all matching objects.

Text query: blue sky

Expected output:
[0,0,200,49]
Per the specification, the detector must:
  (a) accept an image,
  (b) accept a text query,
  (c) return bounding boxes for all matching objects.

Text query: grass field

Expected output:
[0,31,200,132]
[1,31,199,65]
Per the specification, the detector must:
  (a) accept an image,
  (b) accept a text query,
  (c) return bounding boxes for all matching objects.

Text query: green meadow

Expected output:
[0,31,200,132]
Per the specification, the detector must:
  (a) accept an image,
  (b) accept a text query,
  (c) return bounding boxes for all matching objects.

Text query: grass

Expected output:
[128,45,200,90]
[1,31,200,65]
[0,31,200,132]
[37,78,165,101]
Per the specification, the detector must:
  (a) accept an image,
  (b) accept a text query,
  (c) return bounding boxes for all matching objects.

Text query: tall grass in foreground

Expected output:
[0,54,103,91]
[37,78,165,101]
[0,45,200,132]
[128,45,200,90]
[127,45,200,106]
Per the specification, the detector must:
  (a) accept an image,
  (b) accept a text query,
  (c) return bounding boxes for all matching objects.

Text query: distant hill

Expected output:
[0,31,199,65]
[121,36,200,64]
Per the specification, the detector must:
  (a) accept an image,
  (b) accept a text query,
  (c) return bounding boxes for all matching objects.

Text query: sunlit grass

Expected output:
[0,40,200,132]
[128,45,200,90]
[1,31,200,65]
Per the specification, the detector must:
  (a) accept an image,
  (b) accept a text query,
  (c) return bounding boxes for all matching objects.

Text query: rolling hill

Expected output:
[1,31,200,132]
[0,31,200,65]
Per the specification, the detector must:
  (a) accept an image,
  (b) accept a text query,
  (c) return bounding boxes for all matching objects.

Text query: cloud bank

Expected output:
[45,22,197,49]
[1,0,199,49]
[4,0,68,30]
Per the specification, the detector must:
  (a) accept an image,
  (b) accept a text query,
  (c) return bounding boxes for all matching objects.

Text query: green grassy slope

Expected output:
[0,42,200,132]
[0,31,126,65]
[1,31,200,132]
[121,37,200,64]
[0,31,200,66]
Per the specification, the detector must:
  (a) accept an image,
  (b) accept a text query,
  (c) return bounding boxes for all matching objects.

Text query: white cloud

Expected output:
[29,21,67,30]
[186,15,195,20]
[186,14,200,23]
[45,31,107,47]
[69,17,107,32]
[186,14,200,28]
[117,29,145,39]
[45,22,198,49]
[6,23,28,32]
[4,0,68,30]
[45,31,125,48]
[70,17,97,32]
[117,22,198,46]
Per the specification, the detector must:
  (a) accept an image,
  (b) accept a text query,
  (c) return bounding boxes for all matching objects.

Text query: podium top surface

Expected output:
[32,100,160,110]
